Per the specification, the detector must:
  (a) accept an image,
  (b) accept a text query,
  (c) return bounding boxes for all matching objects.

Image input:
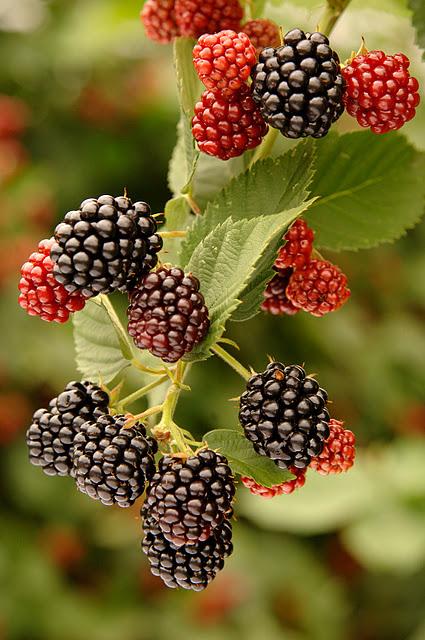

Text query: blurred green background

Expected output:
[1,1,425,639]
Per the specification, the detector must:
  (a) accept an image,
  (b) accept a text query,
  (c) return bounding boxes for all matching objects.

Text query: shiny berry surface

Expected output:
[26,381,109,477]
[73,414,157,507]
[142,513,233,591]
[261,270,299,316]
[251,28,345,138]
[18,238,87,323]
[175,0,243,39]
[310,419,356,474]
[192,86,268,160]
[142,449,235,547]
[342,50,420,134]
[241,19,280,57]
[239,362,330,470]
[275,219,314,271]
[241,466,306,497]
[141,0,180,44]
[286,259,350,317]
[193,30,256,98]
[128,266,210,363]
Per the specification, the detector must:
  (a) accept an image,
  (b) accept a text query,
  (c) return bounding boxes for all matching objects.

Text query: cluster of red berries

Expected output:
[262,219,350,318]
[191,30,268,160]
[141,0,278,49]
[242,419,356,499]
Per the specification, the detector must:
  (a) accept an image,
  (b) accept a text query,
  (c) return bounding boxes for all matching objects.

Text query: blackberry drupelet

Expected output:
[72,414,158,507]
[142,513,233,591]
[239,362,330,469]
[251,28,345,138]
[127,266,210,363]
[261,269,299,316]
[50,195,162,298]
[142,449,235,547]
[26,381,109,477]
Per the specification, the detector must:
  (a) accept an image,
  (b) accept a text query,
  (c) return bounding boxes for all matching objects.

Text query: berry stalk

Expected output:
[318,0,352,37]
[154,360,193,453]
[211,344,251,381]
[117,375,170,410]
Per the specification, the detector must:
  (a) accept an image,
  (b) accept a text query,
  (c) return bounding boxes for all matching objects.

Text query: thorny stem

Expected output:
[98,294,133,360]
[124,404,164,427]
[318,0,352,37]
[211,345,252,382]
[118,375,169,410]
[131,357,172,377]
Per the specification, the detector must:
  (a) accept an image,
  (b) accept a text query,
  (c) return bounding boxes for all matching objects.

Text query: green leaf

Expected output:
[162,196,191,265]
[184,204,312,361]
[307,131,425,251]
[409,0,425,58]
[72,299,130,384]
[180,141,316,267]
[204,429,294,487]
[171,37,201,193]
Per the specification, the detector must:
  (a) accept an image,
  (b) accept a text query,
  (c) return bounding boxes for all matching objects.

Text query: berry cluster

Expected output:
[241,466,306,497]
[309,419,356,474]
[241,19,280,57]
[192,30,268,159]
[262,218,350,318]
[141,0,243,43]
[141,450,235,590]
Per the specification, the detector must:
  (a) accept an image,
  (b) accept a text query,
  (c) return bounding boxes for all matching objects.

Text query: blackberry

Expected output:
[175,0,243,39]
[251,28,345,138]
[127,266,210,363]
[50,195,162,298]
[26,381,109,477]
[242,19,280,57]
[72,414,157,507]
[310,419,356,475]
[142,449,235,546]
[274,219,314,271]
[141,0,180,44]
[142,513,233,591]
[239,362,330,469]
[286,259,350,317]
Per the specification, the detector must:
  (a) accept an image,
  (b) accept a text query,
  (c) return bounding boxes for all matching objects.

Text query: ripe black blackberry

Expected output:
[127,266,210,363]
[72,414,158,507]
[142,513,233,591]
[251,28,345,138]
[26,381,109,477]
[239,362,330,469]
[142,449,235,546]
[50,195,162,298]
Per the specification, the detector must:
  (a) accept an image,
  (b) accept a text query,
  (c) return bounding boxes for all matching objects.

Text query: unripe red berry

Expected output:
[275,219,314,271]
[310,419,356,474]
[175,0,243,39]
[342,50,420,134]
[193,30,257,99]
[241,19,280,57]
[140,0,180,44]
[18,238,87,323]
[192,86,268,160]
[286,259,350,317]
[241,467,306,498]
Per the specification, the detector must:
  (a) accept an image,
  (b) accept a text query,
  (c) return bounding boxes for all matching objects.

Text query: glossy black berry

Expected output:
[239,362,330,469]
[251,29,345,138]
[142,513,233,591]
[72,414,158,507]
[26,381,109,477]
[50,195,162,297]
[127,266,210,363]
[142,449,235,546]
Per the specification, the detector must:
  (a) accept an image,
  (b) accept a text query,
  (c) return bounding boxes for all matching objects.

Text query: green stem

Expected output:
[249,128,278,168]
[156,361,192,453]
[99,294,133,360]
[318,0,352,36]
[211,345,251,382]
[131,357,171,376]
[118,375,169,410]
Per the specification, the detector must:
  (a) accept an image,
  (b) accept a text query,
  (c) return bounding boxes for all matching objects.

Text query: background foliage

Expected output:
[0,0,425,639]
